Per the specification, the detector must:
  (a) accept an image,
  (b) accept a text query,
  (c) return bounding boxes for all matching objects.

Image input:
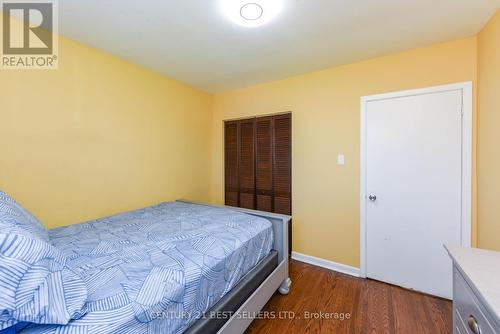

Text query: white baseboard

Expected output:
[291,251,360,277]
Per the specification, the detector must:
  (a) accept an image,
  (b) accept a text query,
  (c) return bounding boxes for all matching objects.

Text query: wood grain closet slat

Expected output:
[224,121,239,207]
[255,116,273,212]
[238,119,256,209]
[273,114,291,215]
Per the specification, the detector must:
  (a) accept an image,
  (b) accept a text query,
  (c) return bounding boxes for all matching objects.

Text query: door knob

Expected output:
[467,315,481,334]
[368,194,377,201]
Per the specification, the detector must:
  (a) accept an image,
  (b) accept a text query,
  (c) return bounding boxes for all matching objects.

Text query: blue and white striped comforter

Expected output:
[18,202,273,334]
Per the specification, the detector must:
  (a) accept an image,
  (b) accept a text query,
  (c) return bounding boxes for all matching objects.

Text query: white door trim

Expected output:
[359,81,473,278]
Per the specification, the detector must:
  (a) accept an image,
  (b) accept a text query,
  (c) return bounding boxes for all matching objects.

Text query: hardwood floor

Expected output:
[246,260,452,334]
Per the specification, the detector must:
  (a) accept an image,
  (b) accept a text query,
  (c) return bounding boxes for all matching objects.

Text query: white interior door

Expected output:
[362,84,471,299]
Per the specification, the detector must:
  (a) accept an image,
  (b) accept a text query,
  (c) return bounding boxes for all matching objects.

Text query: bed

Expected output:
[0,199,291,334]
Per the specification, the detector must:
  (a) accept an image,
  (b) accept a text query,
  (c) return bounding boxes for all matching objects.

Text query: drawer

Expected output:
[453,268,498,334]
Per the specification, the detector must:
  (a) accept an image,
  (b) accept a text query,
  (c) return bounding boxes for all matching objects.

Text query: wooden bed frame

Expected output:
[178,200,292,334]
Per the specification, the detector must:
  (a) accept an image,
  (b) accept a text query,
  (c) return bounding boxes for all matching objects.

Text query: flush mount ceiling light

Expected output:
[240,3,263,21]
[219,0,284,28]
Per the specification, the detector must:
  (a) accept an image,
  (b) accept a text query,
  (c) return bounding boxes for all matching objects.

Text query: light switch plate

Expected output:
[337,154,345,165]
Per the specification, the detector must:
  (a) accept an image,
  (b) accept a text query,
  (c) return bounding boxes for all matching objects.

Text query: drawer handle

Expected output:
[468,315,481,334]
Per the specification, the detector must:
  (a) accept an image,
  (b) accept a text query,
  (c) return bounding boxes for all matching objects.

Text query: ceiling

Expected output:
[59,0,499,93]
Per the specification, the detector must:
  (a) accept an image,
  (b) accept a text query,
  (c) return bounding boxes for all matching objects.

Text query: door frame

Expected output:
[359,81,473,278]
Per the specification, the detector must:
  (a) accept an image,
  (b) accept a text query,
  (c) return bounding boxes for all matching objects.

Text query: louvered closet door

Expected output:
[255,116,273,212]
[224,121,239,207]
[224,113,291,215]
[273,114,292,215]
[238,119,256,209]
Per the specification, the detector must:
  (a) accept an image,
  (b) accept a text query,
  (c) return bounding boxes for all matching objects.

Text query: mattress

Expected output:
[17,202,273,334]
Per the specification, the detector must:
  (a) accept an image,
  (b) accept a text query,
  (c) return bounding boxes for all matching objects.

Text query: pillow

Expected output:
[0,191,49,242]
[0,191,88,330]
[0,234,88,330]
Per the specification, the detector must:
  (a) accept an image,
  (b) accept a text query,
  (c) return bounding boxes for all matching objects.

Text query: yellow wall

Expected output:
[3,11,497,268]
[211,38,477,267]
[477,10,500,252]
[0,36,213,228]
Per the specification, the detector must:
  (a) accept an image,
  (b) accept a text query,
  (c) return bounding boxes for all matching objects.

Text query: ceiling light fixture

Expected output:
[219,0,284,28]
[240,3,263,21]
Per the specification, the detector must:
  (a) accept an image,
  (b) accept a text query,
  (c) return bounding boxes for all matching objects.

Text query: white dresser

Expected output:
[446,245,500,334]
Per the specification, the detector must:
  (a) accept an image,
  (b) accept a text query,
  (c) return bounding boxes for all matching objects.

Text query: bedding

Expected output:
[0,191,49,242]
[0,191,88,331]
[17,201,273,334]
